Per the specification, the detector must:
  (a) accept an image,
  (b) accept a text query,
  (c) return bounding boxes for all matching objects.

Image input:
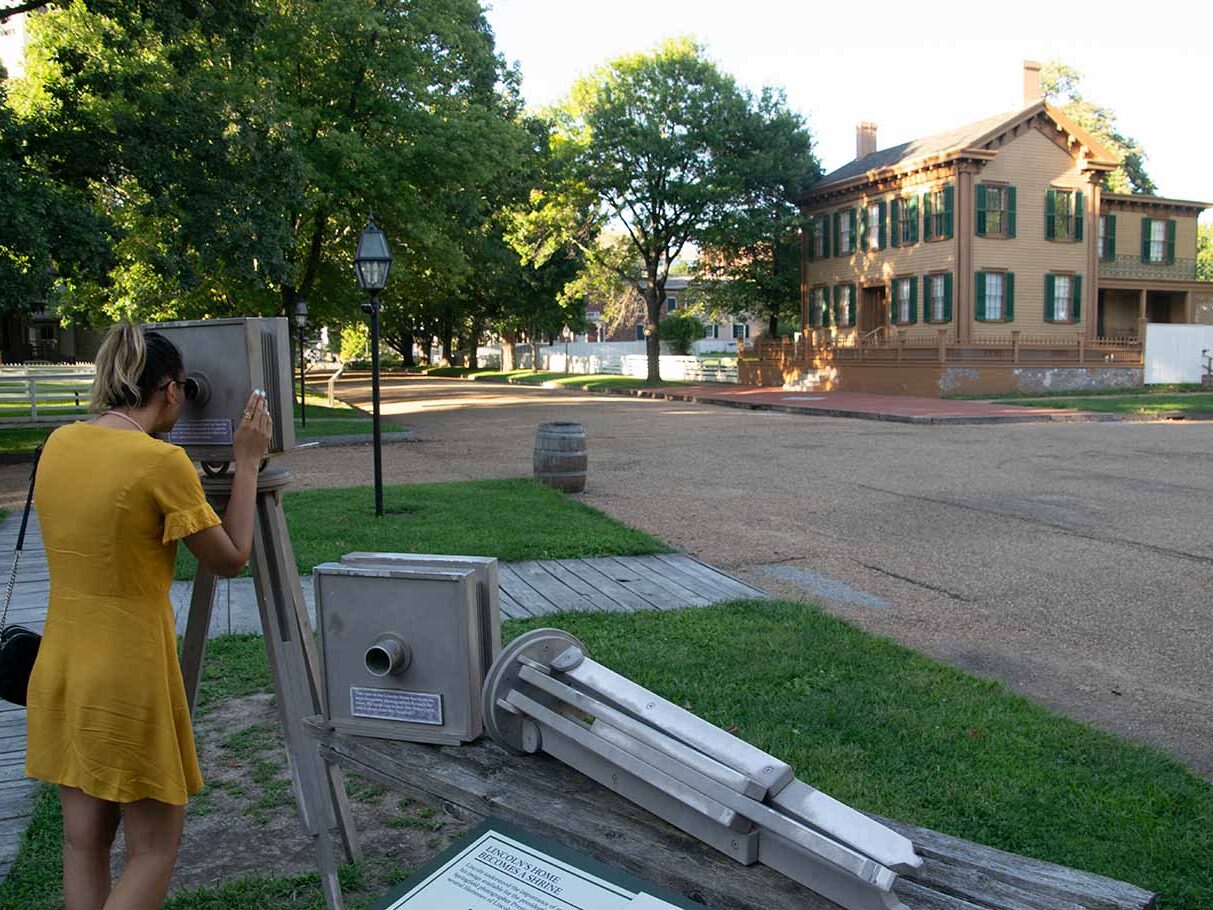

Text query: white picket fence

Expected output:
[620,355,738,383]
[0,365,96,423]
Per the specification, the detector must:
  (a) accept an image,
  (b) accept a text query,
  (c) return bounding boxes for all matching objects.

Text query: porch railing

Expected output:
[1098,256,1197,282]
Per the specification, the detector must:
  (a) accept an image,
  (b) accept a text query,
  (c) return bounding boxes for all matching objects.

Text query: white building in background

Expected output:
[0,12,31,80]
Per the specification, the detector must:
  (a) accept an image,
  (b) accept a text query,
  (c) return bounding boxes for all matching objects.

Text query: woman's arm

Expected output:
[184,392,272,577]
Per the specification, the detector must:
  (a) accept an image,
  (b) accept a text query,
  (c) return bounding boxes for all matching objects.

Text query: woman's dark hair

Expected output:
[90,323,184,411]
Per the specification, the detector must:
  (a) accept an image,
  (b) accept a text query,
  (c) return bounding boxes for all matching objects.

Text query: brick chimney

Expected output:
[856,122,878,159]
[1023,60,1043,105]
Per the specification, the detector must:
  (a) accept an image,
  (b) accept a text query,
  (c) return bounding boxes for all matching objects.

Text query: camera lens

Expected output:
[184,378,199,401]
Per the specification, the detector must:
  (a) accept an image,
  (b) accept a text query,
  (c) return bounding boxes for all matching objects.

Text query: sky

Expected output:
[485,0,1212,223]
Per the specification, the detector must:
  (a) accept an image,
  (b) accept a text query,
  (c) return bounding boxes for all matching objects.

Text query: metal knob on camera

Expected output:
[364,635,411,677]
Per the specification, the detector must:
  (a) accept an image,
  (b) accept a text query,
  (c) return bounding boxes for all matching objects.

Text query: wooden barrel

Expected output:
[533,422,587,493]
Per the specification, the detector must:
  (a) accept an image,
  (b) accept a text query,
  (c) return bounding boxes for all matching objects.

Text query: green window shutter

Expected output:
[849,284,857,326]
[1140,217,1151,262]
[909,196,919,243]
[923,192,933,241]
[1005,272,1015,321]
[859,207,868,251]
[806,222,814,262]
[833,212,841,257]
[850,210,858,253]
[943,184,954,238]
[1007,186,1017,238]
[878,202,887,249]
[975,272,987,321]
[921,277,930,322]
[1073,274,1082,321]
[1107,214,1116,259]
[909,275,918,323]
[820,216,830,258]
[944,272,954,322]
[1166,219,1176,264]
[832,285,840,324]
[1074,190,1084,241]
[1044,274,1056,321]
[1046,188,1056,240]
[890,199,900,247]
[976,185,987,236]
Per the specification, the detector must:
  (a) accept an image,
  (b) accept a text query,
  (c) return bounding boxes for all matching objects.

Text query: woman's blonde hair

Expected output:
[90,322,183,412]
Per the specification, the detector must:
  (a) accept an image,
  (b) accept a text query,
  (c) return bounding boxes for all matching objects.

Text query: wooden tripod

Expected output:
[179,467,360,909]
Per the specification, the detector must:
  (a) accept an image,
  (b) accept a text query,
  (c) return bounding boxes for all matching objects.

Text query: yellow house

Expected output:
[772,62,1212,395]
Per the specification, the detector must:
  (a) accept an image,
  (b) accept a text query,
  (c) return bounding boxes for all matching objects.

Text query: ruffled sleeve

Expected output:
[150,446,222,544]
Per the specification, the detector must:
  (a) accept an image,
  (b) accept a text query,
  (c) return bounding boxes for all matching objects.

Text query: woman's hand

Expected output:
[232,390,272,469]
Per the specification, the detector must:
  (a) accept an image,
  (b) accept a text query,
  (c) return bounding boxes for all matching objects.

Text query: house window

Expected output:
[867,203,881,251]
[838,211,852,254]
[702,323,718,339]
[929,274,949,322]
[835,285,854,327]
[892,196,918,246]
[1098,216,1109,260]
[895,277,914,324]
[984,273,1004,322]
[1046,188,1083,241]
[810,287,828,326]
[1053,275,1072,322]
[1149,219,1167,262]
[924,186,952,240]
[635,323,644,341]
[731,323,749,340]
[666,296,678,312]
[812,215,828,259]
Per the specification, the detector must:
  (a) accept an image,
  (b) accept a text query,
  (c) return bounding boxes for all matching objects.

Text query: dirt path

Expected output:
[275,376,1213,779]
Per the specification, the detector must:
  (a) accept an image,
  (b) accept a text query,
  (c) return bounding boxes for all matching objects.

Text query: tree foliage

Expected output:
[1041,60,1154,195]
[515,38,818,381]
[1198,225,1213,283]
[4,0,529,347]
[658,314,704,356]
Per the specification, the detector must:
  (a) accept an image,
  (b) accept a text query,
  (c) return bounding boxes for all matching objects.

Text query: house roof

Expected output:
[808,101,1120,199]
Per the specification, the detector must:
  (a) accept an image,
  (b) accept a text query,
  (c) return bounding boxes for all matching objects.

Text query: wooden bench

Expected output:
[303,718,1156,910]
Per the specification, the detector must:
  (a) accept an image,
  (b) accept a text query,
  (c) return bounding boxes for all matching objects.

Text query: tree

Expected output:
[1041,61,1154,195]
[1198,225,1213,283]
[659,314,704,356]
[8,0,527,338]
[522,38,818,382]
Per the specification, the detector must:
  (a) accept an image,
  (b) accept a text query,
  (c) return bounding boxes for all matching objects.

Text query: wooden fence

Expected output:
[742,331,1143,369]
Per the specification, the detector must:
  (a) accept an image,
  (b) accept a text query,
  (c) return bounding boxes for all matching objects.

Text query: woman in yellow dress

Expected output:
[26,322,273,910]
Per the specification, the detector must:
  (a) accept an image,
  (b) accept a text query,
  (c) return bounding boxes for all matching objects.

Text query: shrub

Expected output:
[659,314,705,356]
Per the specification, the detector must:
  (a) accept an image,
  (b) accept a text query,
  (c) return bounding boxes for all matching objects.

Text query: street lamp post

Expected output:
[353,213,393,518]
[294,299,309,428]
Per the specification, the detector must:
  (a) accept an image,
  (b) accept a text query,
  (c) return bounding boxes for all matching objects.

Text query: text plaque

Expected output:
[369,819,702,910]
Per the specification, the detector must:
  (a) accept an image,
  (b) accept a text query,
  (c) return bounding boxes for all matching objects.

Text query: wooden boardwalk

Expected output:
[498,554,767,617]
[0,510,767,882]
[0,512,46,881]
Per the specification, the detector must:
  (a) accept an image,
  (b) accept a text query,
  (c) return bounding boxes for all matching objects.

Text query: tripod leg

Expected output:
[182,565,218,715]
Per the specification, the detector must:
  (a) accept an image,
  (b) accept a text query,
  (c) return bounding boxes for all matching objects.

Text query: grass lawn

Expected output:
[0,427,53,455]
[174,478,668,579]
[4,603,1210,910]
[947,383,1205,400]
[294,391,407,440]
[1002,393,1213,416]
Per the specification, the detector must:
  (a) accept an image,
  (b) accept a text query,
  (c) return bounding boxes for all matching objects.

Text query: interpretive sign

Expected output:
[166,418,234,447]
[367,819,705,910]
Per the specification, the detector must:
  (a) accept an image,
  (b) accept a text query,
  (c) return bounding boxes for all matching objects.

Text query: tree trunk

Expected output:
[768,310,778,339]
[400,332,416,368]
[645,280,661,384]
[530,324,541,372]
[501,329,517,372]
[440,309,454,366]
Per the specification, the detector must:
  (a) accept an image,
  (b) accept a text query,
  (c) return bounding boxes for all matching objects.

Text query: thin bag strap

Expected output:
[1,445,43,631]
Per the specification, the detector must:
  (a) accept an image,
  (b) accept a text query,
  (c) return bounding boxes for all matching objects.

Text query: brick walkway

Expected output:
[620,385,1104,424]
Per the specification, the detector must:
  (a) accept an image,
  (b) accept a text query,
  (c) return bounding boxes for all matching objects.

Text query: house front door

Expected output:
[859,287,886,335]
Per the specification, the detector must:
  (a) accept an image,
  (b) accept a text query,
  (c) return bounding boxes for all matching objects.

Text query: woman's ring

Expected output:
[243,410,253,420]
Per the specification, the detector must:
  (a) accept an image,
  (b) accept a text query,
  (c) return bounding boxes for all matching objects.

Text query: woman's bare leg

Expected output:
[60,786,121,910]
[102,798,185,910]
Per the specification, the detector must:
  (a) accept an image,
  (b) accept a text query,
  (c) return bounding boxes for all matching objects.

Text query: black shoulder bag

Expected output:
[0,446,43,706]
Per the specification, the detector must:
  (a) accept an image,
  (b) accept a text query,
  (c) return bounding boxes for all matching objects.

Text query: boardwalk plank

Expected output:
[497,590,529,620]
[538,560,630,613]
[562,559,665,612]
[641,554,744,603]
[605,556,711,608]
[496,566,550,617]
[655,553,768,601]
[510,561,600,615]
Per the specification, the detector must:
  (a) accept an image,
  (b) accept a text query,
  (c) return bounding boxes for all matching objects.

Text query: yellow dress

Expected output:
[26,422,221,805]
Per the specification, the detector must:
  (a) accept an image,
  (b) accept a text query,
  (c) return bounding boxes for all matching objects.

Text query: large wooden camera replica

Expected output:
[161,318,920,910]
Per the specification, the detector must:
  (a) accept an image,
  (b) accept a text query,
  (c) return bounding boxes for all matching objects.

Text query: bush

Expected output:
[659,314,705,356]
